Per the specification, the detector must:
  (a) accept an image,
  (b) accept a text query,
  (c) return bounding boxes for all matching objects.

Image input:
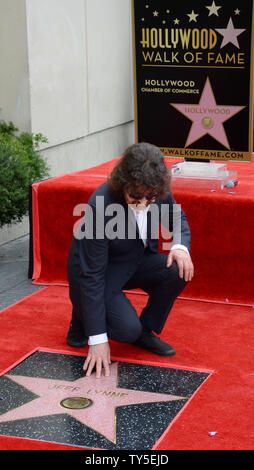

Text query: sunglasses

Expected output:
[128,192,158,201]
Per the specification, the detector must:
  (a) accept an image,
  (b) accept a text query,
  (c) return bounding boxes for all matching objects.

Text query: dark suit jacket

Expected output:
[68,182,190,336]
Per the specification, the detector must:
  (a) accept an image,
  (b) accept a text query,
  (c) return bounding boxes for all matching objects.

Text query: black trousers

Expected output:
[70,249,187,343]
[105,250,187,342]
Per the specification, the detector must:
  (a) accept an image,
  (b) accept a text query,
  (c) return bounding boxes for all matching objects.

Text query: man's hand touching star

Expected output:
[83,342,111,379]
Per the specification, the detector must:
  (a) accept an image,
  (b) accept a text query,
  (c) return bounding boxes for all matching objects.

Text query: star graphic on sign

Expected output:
[234,8,241,15]
[0,363,187,444]
[153,10,159,17]
[187,10,199,22]
[215,17,246,49]
[174,18,180,25]
[171,77,245,149]
[206,1,222,17]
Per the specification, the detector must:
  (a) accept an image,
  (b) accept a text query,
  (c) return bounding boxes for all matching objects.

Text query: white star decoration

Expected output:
[215,17,246,49]
[206,1,222,17]
[187,10,199,22]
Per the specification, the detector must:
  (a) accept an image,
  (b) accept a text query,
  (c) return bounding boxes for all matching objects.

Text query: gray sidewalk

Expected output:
[0,235,45,311]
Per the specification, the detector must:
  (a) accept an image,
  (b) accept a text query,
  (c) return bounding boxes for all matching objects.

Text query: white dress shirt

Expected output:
[88,204,189,345]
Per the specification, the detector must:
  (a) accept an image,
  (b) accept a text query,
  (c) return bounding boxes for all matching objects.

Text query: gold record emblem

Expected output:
[59,397,93,409]
[202,117,214,129]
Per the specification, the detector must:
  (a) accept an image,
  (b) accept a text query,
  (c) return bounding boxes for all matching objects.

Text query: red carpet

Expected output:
[31,157,254,306]
[1,286,254,450]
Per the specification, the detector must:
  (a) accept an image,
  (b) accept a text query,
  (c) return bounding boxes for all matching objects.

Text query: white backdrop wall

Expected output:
[0,0,134,243]
[26,0,134,163]
[0,0,31,131]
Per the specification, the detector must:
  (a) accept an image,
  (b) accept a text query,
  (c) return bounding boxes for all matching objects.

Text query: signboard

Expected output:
[132,0,254,161]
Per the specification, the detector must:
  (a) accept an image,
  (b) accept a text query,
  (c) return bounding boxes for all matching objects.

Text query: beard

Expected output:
[129,203,148,212]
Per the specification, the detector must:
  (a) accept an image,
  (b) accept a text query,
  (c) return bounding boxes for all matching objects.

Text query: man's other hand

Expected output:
[167,249,194,282]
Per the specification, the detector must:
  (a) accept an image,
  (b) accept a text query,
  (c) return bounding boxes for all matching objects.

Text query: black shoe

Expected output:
[66,323,88,348]
[133,330,176,357]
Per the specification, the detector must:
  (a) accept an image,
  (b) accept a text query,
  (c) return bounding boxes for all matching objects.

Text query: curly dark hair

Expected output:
[107,142,171,199]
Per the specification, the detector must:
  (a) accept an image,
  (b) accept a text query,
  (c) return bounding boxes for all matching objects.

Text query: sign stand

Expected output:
[132,0,254,189]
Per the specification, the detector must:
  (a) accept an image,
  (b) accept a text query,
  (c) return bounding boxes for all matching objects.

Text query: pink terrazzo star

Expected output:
[171,77,245,149]
[1,363,187,443]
